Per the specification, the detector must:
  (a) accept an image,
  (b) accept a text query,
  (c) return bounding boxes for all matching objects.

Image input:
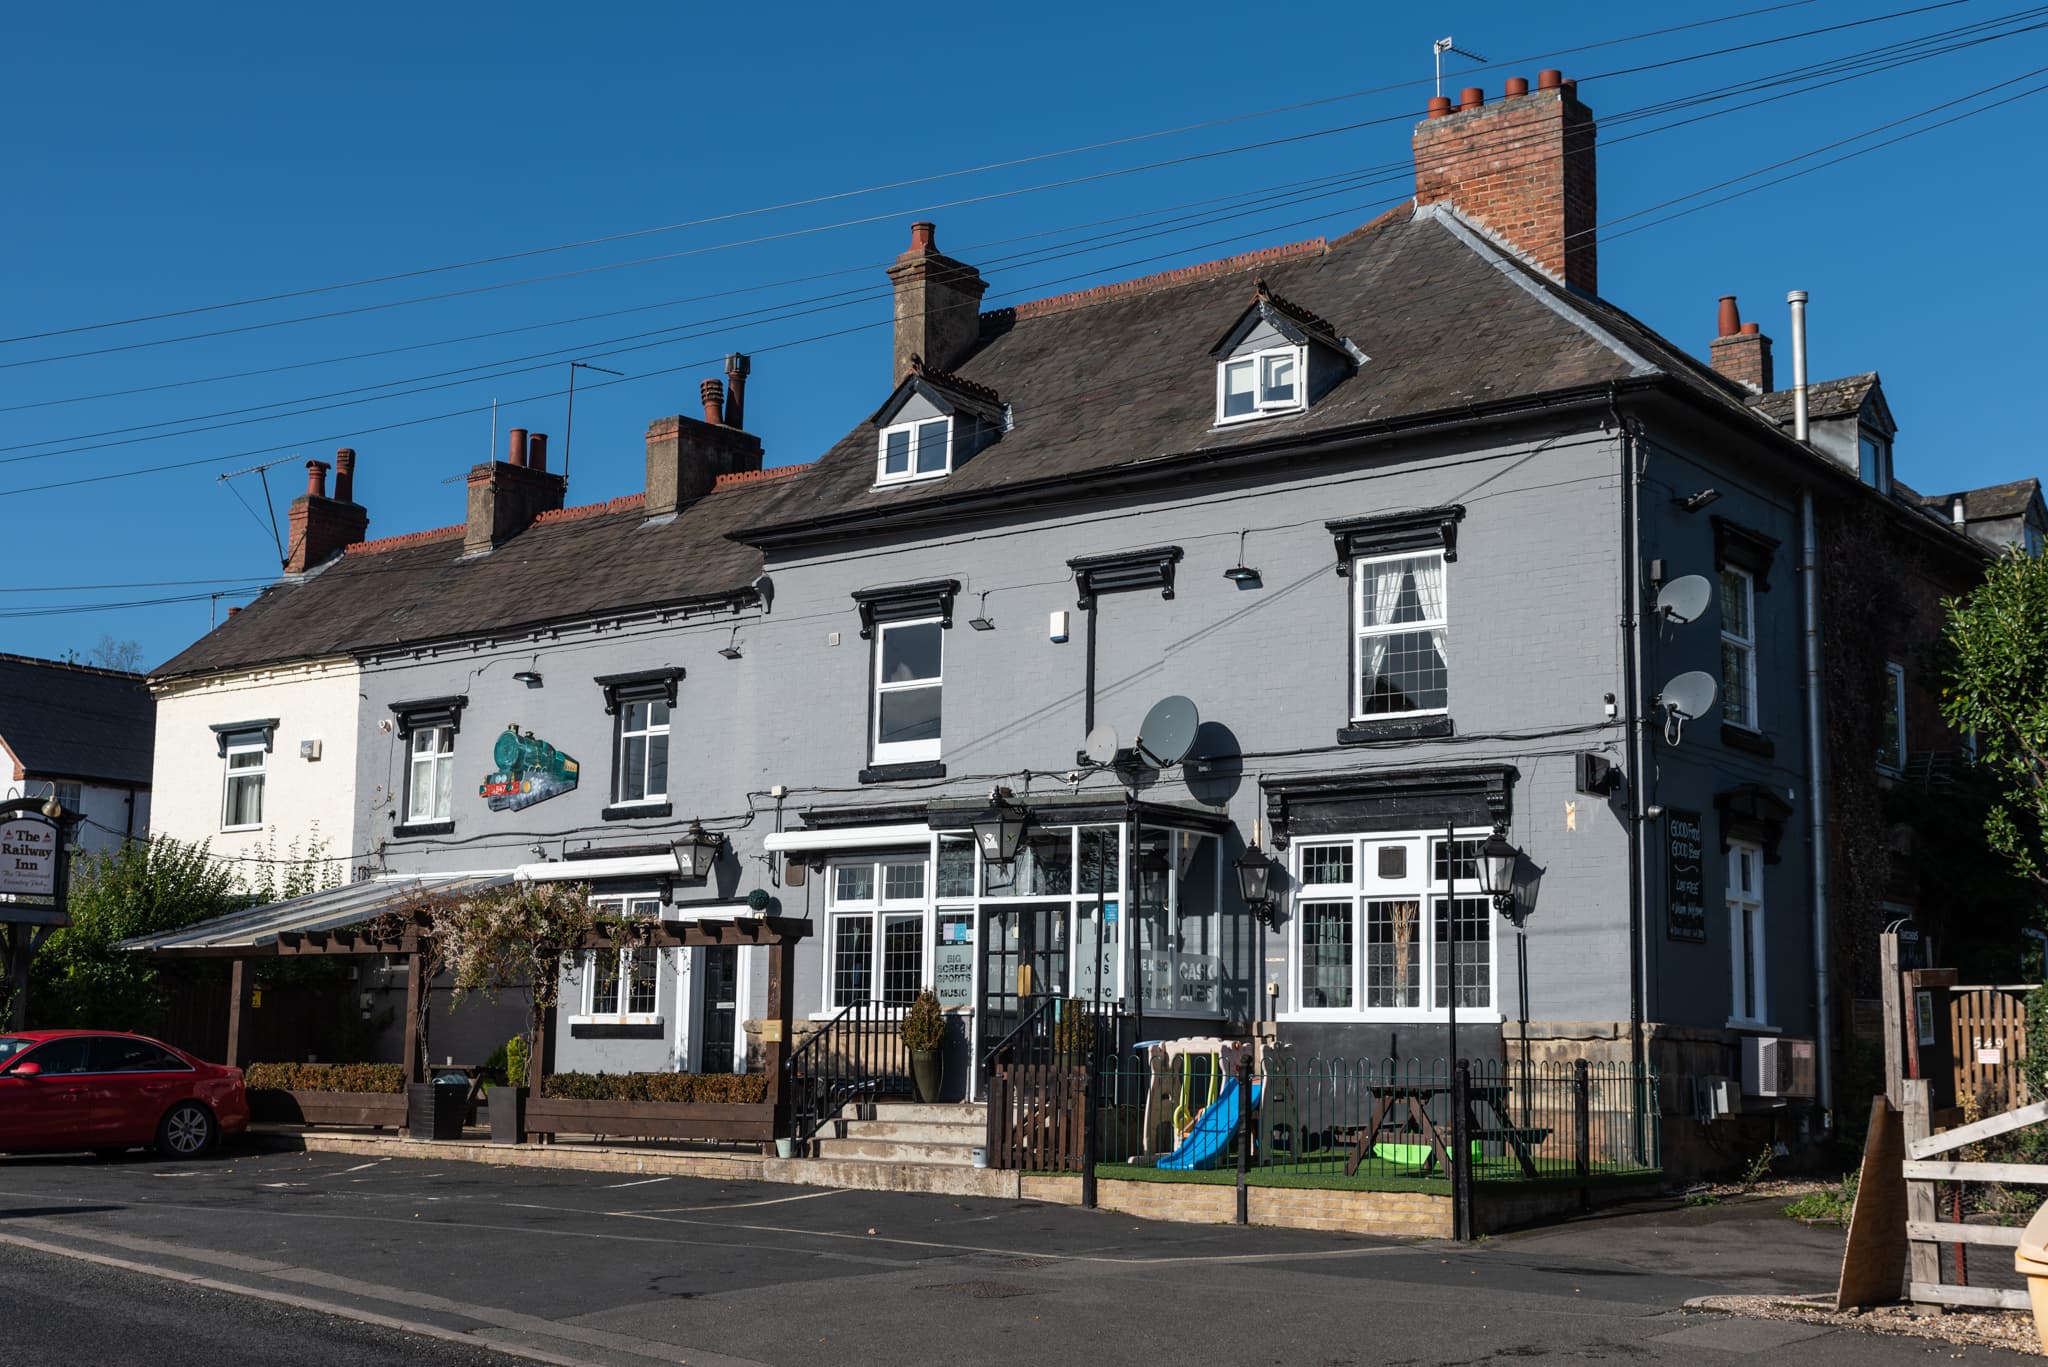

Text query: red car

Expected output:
[0,1030,248,1158]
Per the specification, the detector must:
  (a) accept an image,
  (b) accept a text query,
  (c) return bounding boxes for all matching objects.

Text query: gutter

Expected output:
[1789,290,1835,1126]
[1613,391,1649,1082]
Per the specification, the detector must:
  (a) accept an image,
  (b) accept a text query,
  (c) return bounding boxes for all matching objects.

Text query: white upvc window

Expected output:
[49,782,82,821]
[1286,831,1495,1021]
[406,725,456,823]
[1879,661,1907,776]
[221,744,265,830]
[581,895,663,1021]
[1727,841,1768,1027]
[616,698,670,804]
[825,857,931,1009]
[1352,549,1449,720]
[877,416,953,484]
[872,617,943,764]
[1719,567,1758,729]
[1216,344,1305,424]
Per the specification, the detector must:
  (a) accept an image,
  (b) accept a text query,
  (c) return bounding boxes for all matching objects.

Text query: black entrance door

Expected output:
[698,947,738,1073]
[980,903,1068,1072]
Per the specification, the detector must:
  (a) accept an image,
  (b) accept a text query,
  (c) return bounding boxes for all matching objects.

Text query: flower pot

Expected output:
[490,1086,528,1146]
[407,1081,467,1142]
[911,1048,944,1104]
[774,1136,795,1159]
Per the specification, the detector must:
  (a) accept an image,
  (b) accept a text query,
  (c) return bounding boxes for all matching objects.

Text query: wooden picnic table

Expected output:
[1342,1077,1547,1180]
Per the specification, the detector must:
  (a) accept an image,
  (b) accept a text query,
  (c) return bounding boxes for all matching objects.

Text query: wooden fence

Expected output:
[985,1063,1088,1171]
[1902,1081,2048,1310]
[1950,987,2032,1113]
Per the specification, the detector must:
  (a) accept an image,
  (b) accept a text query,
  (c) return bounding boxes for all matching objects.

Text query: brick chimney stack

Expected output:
[284,452,369,574]
[1413,69,1599,295]
[464,429,565,556]
[645,390,764,521]
[1708,295,1775,393]
[886,221,987,382]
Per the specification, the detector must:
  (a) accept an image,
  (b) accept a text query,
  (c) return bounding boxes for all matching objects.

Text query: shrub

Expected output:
[900,989,948,1052]
[243,1062,405,1094]
[504,1035,530,1089]
[1783,1172,1858,1225]
[1053,1009,1096,1057]
[541,1072,768,1104]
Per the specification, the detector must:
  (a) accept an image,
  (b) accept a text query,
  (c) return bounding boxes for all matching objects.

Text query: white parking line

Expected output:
[331,1159,391,1176]
[633,1188,845,1214]
[599,1176,670,1189]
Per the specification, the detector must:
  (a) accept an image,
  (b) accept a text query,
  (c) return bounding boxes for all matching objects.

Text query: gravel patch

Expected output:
[1691,1292,2044,1355]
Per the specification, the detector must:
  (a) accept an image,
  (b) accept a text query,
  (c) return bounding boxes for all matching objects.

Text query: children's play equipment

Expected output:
[1129,1036,1296,1170]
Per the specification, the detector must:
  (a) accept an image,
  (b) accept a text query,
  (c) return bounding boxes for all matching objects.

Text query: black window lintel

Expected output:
[1068,546,1184,609]
[1328,505,1465,573]
[210,718,280,757]
[852,579,960,639]
[389,696,467,739]
[593,668,686,716]
[1715,782,1794,863]
[1712,517,1780,591]
[1260,763,1514,849]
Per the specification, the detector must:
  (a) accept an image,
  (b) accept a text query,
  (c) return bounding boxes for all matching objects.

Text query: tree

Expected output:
[1941,548,2048,887]
[87,636,144,672]
[25,838,238,1031]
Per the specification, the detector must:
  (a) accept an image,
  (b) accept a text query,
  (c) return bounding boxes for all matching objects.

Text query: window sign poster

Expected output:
[1664,808,1707,943]
[934,914,974,1009]
[1916,989,1936,1047]
[0,815,58,897]
[480,726,579,813]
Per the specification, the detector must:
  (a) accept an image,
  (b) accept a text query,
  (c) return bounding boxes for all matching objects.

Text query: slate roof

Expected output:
[0,654,155,785]
[1750,373,1880,425]
[737,204,1787,544]
[153,470,798,680]
[1914,477,2043,522]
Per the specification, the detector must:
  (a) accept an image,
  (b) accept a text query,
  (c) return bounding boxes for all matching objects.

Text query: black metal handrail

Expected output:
[980,995,1060,1077]
[784,998,913,1144]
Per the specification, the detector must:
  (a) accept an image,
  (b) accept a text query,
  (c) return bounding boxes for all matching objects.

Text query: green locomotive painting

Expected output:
[479,725,579,812]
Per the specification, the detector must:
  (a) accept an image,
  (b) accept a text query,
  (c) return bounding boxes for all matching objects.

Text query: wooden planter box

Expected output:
[524,1097,775,1144]
[249,1088,407,1128]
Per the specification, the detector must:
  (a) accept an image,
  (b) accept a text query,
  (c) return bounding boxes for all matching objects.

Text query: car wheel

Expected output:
[156,1101,217,1158]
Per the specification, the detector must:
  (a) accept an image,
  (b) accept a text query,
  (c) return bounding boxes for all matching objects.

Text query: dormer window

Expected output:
[879,416,952,484]
[1858,429,1892,493]
[1218,345,1305,424]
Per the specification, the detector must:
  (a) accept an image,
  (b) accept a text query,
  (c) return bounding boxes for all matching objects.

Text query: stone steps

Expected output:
[817,1101,987,1167]
[812,1137,981,1165]
[836,1119,985,1145]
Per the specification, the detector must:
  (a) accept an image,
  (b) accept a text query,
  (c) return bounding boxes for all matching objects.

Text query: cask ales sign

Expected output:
[1665,808,1707,943]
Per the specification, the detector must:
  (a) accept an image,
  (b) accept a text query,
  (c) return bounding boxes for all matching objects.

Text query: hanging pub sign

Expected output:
[1665,808,1707,943]
[0,814,59,898]
[480,726,579,813]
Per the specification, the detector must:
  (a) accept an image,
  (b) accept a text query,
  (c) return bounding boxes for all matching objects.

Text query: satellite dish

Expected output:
[1655,574,1713,625]
[1084,725,1121,766]
[1135,695,1200,769]
[1657,671,1719,722]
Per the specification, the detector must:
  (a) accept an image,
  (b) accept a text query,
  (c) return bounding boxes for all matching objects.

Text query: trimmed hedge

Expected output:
[542,1071,768,1104]
[243,1062,405,1094]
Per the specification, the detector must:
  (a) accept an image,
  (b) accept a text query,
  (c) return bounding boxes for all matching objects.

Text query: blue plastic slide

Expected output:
[1156,1077,1264,1170]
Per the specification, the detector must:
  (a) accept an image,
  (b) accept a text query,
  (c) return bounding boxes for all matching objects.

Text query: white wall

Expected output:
[149,657,360,889]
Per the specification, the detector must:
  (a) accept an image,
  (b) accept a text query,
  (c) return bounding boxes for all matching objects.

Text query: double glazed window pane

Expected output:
[883,428,911,476]
[1261,351,1297,404]
[618,698,669,802]
[224,750,264,827]
[1365,899,1421,1008]
[1299,901,1354,1009]
[833,916,874,1007]
[1356,554,1448,717]
[881,915,923,1005]
[409,727,453,822]
[915,420,949,474]
[1432,896,1491,1010]
[879,688,941,746]
[877,621,942,749]
[1222,359,1257,417]
[625,949,657,1016]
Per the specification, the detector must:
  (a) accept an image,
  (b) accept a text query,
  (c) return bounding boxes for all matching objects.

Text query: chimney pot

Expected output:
[723,353,750,431]
[1459,86,1484,111]
[701,378,726,425]
[1717,295,1741,338]
[1505,76,1529,97]
[1709,301,1774,393]
[1538,69,1563,90]
[910,221,936,252]
[1952,497,1967,526]
[305,460,330,498]
[333,447,356,503]
[228,606,240,618]
[527,432,548,473]
[1739,322,1760,337]
[1426,95,1453,118]
[286,457,367,572]
[507,427,529,467]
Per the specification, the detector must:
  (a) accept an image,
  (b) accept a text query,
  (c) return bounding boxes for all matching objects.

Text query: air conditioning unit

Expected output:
[1695,1075,1741,1120]
[1741,1036,1817,1099]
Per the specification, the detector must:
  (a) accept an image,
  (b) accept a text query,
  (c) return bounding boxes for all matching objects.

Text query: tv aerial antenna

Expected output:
[1433,36,1488,98]
[217,455,296,568]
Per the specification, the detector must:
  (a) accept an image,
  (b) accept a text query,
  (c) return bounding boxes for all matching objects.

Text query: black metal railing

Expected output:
[980,995,1128,1078]
[784,999,913,1144]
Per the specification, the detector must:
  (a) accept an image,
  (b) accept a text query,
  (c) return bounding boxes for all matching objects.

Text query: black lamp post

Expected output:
[1235,842,1277,928]
[971,788,1029,865]
[1476,829,1521,917]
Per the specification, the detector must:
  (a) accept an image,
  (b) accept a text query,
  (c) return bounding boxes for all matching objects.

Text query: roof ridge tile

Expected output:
[712,463,808,490]
[349,524,464,556]
[533,492,647,526]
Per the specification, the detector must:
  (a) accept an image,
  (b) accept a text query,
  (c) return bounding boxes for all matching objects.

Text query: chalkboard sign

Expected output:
[1666,808,1707,943]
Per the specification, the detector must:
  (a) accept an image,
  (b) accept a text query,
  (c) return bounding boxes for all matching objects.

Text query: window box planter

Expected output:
[247,1088,407,1129]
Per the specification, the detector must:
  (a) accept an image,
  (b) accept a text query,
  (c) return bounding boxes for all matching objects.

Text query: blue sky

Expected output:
[4,1,2044,668]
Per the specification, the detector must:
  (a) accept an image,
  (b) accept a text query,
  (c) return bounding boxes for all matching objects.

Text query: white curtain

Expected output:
[1410,554,1447,670]
[1359,559,1406,699]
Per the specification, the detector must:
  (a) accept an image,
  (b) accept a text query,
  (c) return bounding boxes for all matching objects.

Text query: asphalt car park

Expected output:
[0,1147,2006,1365]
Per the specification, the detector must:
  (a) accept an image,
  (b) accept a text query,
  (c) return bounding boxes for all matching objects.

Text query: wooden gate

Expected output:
[1950,987,2031,1114]
[985,1063,1088,1171]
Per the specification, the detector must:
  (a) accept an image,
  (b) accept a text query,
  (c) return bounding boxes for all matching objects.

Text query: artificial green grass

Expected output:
[1060,1158,1661,1194]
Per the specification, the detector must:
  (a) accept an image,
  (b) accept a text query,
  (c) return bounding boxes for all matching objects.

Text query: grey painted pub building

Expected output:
[149,76,1998,1146]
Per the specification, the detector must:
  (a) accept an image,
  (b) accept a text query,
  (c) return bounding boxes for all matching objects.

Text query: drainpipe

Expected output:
[1614,388,1648,1082]
[1789,289,1834,1126]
